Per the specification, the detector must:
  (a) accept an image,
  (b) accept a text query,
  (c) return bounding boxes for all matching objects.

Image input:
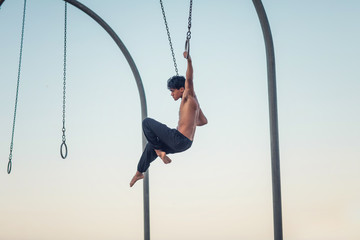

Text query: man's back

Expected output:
[177,95,199,141]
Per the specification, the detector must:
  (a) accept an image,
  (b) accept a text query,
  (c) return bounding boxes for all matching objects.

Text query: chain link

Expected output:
[61,2,68,159]
[159,0,179,76]
[186,0,193,41]
[7,0,27,174]
[185,0,193,59]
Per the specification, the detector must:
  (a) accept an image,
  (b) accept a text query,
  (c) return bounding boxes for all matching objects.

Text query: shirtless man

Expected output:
[130,51,207,187]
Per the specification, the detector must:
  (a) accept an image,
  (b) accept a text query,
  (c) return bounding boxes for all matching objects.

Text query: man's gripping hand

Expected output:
[183,51,191,60]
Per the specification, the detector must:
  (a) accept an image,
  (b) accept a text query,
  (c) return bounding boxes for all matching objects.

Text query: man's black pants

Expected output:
[137,118,192,173]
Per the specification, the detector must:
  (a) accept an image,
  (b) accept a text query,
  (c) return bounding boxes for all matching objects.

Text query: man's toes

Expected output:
[163,156,172,164]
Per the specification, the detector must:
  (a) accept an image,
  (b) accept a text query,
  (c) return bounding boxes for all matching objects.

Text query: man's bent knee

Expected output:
[142,117,152,128]
[143,118,159,132]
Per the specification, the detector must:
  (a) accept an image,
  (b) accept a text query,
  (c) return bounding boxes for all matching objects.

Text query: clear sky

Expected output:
[1,1,359,240]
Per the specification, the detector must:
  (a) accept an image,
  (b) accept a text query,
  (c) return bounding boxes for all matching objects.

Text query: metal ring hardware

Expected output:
[7,160,12,174]
[185,39,190,59]
[60,142,68,159]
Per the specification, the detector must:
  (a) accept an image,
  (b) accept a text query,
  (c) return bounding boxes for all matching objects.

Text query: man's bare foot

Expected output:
[155,149,172,164]
[130,171,144,187]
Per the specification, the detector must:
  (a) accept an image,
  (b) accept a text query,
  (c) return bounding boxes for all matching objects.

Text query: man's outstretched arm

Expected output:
[183,51,195,97]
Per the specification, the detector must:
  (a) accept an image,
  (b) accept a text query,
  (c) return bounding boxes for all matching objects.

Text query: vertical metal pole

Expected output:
[252,1,283,240]
[143,169,150,240]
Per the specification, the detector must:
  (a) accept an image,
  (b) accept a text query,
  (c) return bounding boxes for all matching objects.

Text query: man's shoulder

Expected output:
[182,93,195,101]
[181,95,198,107]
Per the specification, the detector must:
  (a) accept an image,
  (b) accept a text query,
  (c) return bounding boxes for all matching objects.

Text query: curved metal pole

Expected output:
[61,1,150,240]
[252,1,283,240]
[2,0,150,237]
[1,0,150,237]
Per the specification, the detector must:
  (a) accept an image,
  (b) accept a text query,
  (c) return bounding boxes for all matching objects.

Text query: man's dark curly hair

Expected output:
[167,75,185,90]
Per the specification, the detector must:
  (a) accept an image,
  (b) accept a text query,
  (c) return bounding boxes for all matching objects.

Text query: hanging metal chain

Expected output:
[159,0,179,76]
[60,2,68,159]
[7,0,27,174]
[185,0,193,59]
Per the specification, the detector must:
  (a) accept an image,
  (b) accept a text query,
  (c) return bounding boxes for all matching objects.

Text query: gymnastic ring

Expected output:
[7,160,12,174]
[184,39,190,59]
[60,142,68,159]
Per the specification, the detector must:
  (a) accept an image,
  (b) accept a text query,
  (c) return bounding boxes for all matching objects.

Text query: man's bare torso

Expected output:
[177,96,199,141]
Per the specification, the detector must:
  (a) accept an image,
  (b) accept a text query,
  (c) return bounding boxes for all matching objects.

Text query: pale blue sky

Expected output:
[1,1,359,240]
